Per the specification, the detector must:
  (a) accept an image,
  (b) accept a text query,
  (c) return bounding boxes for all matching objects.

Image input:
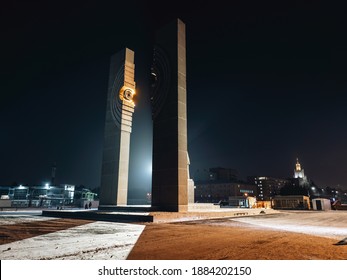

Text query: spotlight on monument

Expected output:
[120,87,135,104]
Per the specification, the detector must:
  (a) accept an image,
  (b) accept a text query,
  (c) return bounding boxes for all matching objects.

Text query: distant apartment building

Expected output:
[193,167,238,182]
[248,176,290,201]
[194,167,256,203]
[194,182,257,203]
[208,167,238,182]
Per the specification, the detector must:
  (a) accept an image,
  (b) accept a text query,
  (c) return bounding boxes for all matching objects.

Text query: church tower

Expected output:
[294,158,305,179]
[293,158,308,186]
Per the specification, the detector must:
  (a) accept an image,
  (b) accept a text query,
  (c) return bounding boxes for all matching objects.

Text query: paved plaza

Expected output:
[1,209,346,260]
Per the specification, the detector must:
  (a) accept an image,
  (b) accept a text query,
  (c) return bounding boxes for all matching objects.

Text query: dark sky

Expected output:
[2,0,347,199]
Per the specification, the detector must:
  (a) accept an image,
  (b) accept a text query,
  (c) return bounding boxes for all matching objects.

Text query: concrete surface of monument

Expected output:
[151,19,188,212]
[187,152,195,204]
[99,48,136,206]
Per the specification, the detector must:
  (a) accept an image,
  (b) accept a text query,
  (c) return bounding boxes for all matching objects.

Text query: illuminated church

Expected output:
[293,158,309,186]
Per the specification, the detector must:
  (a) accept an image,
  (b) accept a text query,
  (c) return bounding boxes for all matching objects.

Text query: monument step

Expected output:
[42,209,153,223]
[98,205,159,212]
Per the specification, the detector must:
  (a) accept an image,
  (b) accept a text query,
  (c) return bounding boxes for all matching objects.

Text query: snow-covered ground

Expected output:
[0,211,55,225]
[0,212,145,260]
[236,211,347,240]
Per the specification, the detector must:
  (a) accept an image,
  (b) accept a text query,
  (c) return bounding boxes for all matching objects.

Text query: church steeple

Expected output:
[295,158,301,172]
[294,157,306,181]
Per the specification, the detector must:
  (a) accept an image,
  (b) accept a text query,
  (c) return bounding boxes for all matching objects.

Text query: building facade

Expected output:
[209,167,238,182]
[194,182,257,204]
[248,176,290,201]
[0,184,97,208]
[272,195,311,210]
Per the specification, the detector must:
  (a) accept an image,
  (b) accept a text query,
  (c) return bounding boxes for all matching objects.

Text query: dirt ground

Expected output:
[128,218,347,260]
[0,219,92,245]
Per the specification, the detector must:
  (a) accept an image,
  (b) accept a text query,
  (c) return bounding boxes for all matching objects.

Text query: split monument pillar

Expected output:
[151,19,188,212]
[99,48,136,206]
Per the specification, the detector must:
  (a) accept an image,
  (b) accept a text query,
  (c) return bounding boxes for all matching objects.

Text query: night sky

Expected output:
[2,1,347,200]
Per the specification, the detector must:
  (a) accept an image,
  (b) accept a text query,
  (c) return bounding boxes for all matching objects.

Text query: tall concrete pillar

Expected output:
[151,19,188,212]
[99,48,136,206]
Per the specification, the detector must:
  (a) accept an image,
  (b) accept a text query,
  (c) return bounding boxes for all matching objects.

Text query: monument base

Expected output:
[42,205,278,223]
[98,205,159,212]
[42,209,153,222]
[150,204,188,212]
